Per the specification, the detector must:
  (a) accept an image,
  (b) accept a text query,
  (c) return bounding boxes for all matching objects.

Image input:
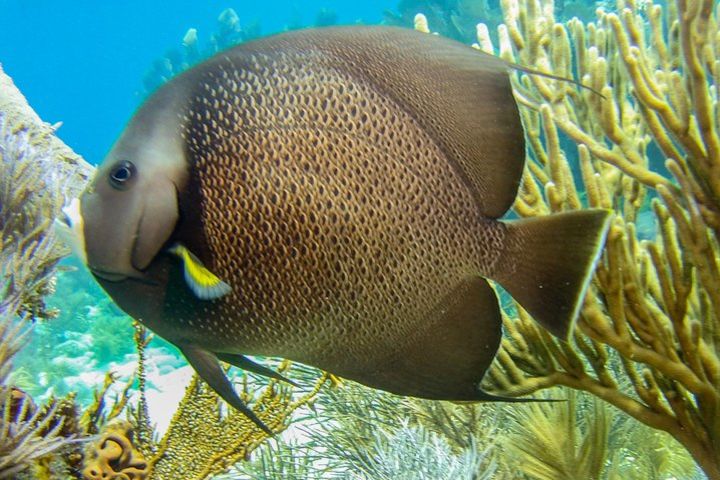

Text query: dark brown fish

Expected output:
[67,26,611,432]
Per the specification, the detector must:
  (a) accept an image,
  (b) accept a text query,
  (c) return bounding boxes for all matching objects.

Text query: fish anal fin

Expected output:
[356,277,503,401]
[493,209,612,339]
[216,352,299,387]
[180,345,273,435]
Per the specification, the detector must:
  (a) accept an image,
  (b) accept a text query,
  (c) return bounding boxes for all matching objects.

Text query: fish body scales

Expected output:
[173,49,505,378]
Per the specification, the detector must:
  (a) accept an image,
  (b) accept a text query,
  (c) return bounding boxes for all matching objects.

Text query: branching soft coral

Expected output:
[0,65,94,479]
[412,0,720,477]
[0,389,73,479]
[0,66,93,321]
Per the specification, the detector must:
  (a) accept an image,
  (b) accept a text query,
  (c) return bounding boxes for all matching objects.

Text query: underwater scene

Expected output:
[1,0,718,478]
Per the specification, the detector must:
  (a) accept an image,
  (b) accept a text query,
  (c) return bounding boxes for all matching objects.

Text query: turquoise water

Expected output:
[0,1,394,164]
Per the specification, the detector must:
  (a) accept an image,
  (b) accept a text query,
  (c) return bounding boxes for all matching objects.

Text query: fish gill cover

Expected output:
[0,0,717,479]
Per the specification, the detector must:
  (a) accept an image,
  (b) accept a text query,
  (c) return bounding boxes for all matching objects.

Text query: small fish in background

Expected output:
[57,26,611,434]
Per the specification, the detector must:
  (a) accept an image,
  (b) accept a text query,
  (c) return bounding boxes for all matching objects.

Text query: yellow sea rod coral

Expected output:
[433,0,720,477]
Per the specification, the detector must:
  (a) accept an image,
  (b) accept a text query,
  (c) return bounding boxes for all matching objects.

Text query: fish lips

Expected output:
[90,268,136,282]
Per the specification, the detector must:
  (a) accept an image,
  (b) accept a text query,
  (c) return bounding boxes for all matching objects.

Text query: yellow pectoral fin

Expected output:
[169,244,232,300]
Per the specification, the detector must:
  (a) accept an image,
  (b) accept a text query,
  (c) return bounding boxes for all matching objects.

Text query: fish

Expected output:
[60,26,611,433]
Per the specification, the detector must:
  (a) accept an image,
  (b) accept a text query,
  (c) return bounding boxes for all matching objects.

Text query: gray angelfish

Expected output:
[59,26,611,434]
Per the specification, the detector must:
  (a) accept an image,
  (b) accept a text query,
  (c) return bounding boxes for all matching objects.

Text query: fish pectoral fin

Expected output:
[168,243,231,300]
[355,277,504,401]
[180,345,273,435]
[216,352,299,387]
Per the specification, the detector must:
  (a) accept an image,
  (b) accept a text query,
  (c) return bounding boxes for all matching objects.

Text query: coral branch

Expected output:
[464,0,720,477]
[0,64,93,479]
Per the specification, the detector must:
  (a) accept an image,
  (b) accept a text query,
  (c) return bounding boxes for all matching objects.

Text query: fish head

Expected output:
[77,89,190,282]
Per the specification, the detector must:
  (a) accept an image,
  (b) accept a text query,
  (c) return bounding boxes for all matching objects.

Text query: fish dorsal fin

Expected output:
[245,27,525,218]
[168,243,231,300]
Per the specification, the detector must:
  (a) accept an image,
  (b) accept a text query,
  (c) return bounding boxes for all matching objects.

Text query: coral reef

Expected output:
[75,325,329,480]
[82,421,148,480]
[235,381,498,480]
[231,374,697,479]
[502,390,698,479]
[142,365,328,480]
[0,64,93,479]
[0,389,75,479]
[414,0,720,476]
[507,393,611,479]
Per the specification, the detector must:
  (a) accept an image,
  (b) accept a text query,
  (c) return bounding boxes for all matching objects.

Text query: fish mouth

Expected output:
[90,266,160,287]
[90,268,130,282]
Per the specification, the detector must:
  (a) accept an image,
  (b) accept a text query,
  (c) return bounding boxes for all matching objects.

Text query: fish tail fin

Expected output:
[492,209,612,340]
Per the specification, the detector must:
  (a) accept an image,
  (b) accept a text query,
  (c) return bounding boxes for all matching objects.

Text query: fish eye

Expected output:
[108,160,136,190]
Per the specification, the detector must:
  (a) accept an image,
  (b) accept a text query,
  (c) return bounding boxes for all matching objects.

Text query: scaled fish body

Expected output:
[68,27,610,431]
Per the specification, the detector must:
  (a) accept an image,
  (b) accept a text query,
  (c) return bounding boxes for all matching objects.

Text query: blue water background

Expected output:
[0,0,394,165]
